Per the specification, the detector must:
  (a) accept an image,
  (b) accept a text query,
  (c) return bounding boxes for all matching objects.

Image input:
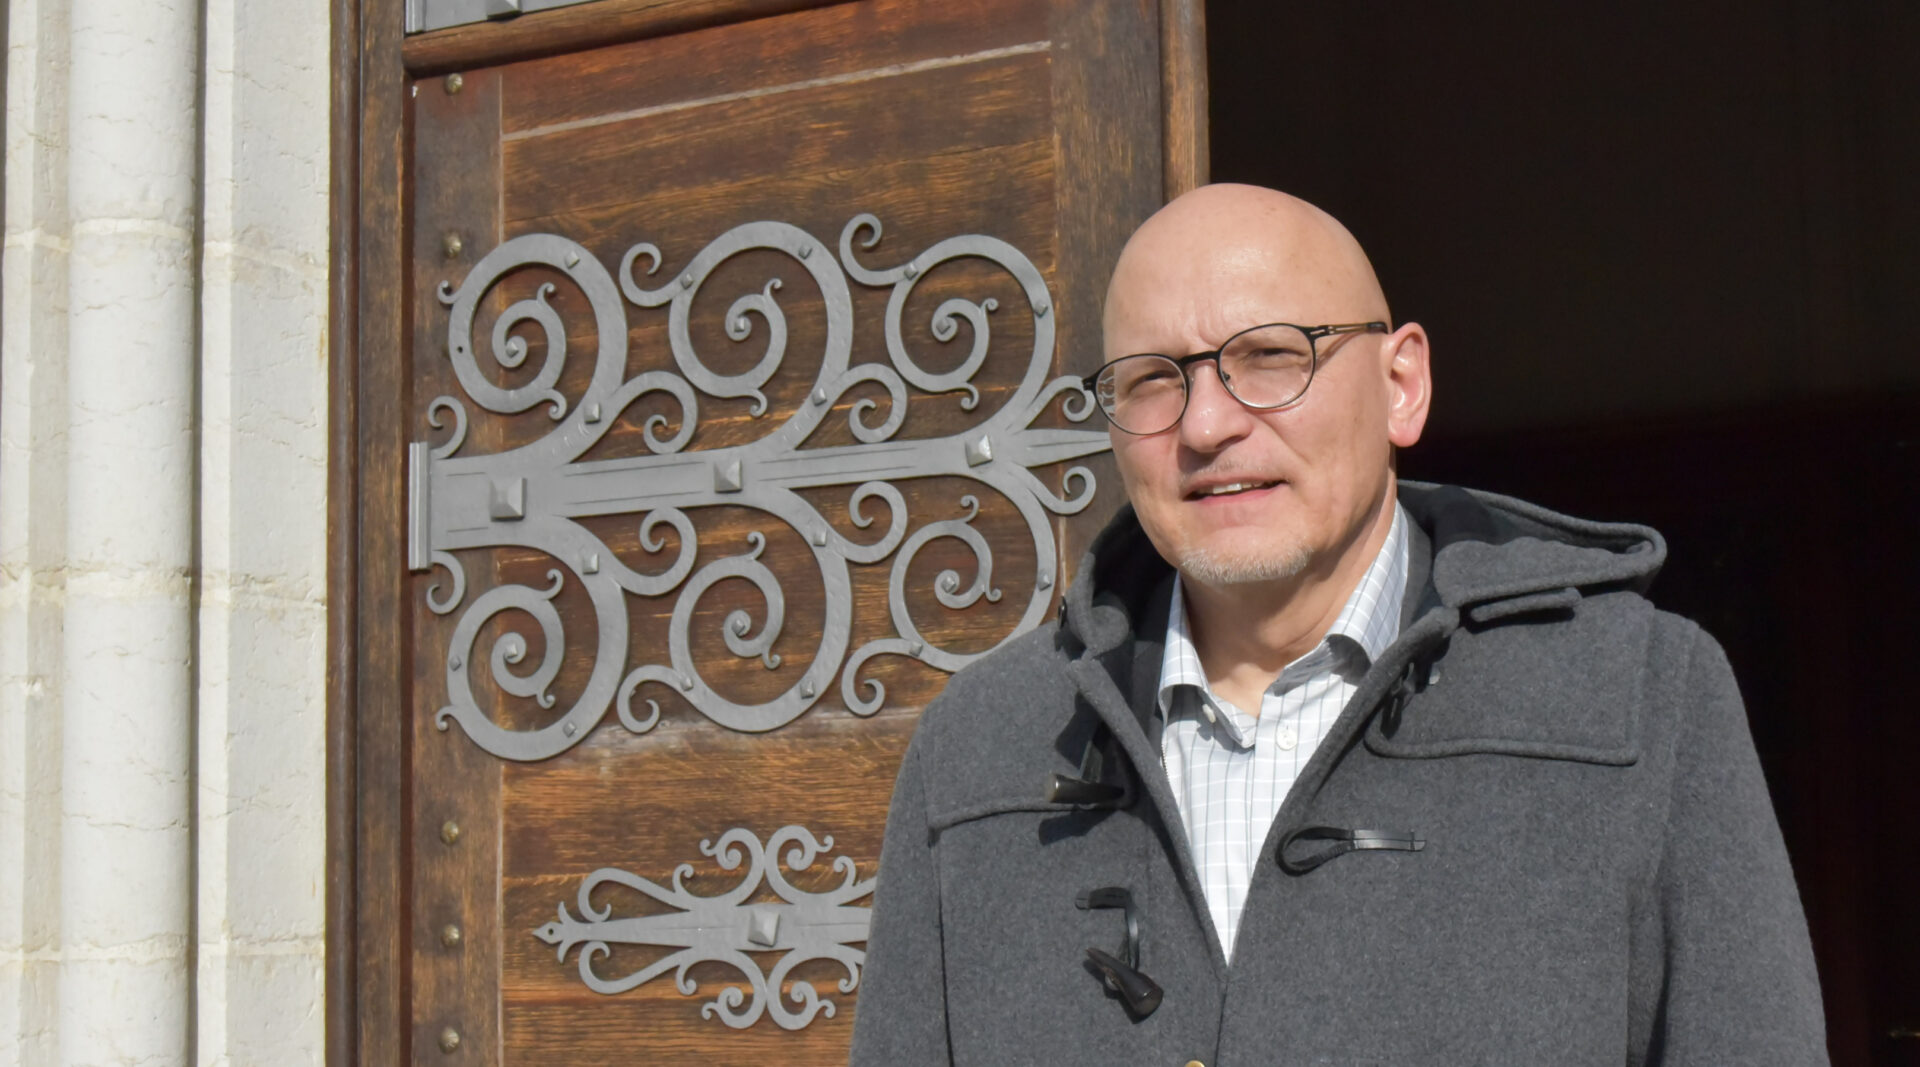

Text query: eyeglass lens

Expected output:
[1095,323,1316,434]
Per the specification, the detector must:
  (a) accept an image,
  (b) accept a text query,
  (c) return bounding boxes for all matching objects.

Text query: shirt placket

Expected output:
[1154,504,1410,966]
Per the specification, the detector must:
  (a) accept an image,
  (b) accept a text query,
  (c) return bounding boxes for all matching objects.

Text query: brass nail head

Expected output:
[444,72,464,95]
[439,820,461,845]
[441,923,463,949]
[442,232,464,260]
[438,1026,461,1053]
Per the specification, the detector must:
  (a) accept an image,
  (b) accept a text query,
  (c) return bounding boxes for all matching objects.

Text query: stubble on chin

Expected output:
[1177,539,1313,587]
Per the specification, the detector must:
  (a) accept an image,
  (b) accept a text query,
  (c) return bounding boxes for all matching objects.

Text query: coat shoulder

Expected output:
[1371,588,1713,766]
[902,623,1094,828]
[919,622,1078,733]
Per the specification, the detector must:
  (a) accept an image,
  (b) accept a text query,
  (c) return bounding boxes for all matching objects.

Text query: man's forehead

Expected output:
[1102,186,1386,351]
[1105,244,1352,348]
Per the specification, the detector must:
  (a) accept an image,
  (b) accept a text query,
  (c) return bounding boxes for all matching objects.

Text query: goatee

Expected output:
[1178,541,1312,586]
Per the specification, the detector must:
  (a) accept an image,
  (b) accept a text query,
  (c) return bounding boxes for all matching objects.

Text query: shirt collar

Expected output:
[1157,502,1411,719]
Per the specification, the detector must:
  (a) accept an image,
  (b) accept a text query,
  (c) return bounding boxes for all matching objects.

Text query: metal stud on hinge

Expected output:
[488,477,526,521]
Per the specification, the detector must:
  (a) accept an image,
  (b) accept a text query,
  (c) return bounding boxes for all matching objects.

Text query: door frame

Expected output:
[324,2,1206,1062]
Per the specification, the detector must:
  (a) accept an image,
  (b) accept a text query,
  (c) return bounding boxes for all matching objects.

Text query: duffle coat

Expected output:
[849,482,1826,1066]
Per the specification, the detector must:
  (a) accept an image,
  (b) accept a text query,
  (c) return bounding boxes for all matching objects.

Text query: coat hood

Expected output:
[1060,480,1668,659]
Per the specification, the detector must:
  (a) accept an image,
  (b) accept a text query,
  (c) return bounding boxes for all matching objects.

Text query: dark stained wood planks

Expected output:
[409,65,508,1065]
[345,0,412,1063]
[1161,0,1210,199]
[335,0,1206,1063]
[496,712,913,1065]
[500,51,1053,224]
[497,0,1049,135]
[324,0,361,1061]
[402,0,855,75]
[1045,0,1166,586]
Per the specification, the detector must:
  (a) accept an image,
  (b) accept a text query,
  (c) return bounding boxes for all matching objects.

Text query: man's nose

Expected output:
[1177,362,1254,452]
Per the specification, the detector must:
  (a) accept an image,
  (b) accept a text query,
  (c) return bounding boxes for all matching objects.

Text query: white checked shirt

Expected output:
[1158,504,1410,959]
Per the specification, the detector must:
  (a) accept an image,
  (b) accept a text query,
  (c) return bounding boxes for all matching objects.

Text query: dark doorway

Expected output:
[1208,2,1920,1062]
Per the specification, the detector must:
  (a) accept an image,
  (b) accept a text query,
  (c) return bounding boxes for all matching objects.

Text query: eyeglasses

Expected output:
[1083,321,1388,435]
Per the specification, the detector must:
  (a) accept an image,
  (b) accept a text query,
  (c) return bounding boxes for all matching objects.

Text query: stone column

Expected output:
[193,0,331,1061]
[59,0,202,1064]
[1,4,72,1065]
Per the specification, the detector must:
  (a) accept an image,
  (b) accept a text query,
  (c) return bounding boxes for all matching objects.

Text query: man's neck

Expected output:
[1180,480,1398,716]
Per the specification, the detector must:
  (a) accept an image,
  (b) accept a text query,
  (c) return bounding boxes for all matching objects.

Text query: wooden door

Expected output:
[329,1,1207,1063]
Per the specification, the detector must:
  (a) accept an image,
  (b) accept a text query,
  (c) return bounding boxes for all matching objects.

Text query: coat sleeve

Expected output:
[848,737,952,1066]
[1641,627,1828,1064]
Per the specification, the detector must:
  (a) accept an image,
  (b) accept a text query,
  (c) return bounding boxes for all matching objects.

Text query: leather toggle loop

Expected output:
[1047,772,1125,806]
[1045,722,1131,809]
[1277,825,1426,875]
[1085,946,1164,1019]
[1076,886,1163,1018]
[1377,659,1422,735]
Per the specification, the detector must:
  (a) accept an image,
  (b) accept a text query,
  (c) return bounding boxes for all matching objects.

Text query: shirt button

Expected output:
[1183,1060,1207,1067]
[1278,727,1298,750]
[1202,703,1216,725]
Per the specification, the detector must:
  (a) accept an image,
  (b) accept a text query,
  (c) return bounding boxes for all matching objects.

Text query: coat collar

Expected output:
[1061,480,1665,664]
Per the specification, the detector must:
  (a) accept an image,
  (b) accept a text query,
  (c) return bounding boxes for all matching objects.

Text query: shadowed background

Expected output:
[1208,1,1920,1062]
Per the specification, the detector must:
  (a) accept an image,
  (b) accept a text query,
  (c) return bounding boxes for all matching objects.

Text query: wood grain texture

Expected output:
[502,988,858,1067]
[498,0,1047,135]
[502,50,1052,224]
[350,0,412,1064]
[325,0,361,1061]
[497,710,915,1065]
[497,708,910,879]
[1047,0,1162,587]
[508,137,1054,261]
[402,0,852,75]
[408,66,508,1065]
[1161,0,1210,198]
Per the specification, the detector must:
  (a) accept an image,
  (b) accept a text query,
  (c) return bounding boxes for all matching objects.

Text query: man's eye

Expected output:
[1237,347,1309,369]
[1114,363,1178,391]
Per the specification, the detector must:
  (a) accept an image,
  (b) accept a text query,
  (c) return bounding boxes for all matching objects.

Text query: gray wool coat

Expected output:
[848,482,1827,1066]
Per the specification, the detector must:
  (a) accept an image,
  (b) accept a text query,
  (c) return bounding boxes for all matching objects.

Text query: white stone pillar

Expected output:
[194,0,331,1062]
[2,4,73,1065]
[60,1,203,1064]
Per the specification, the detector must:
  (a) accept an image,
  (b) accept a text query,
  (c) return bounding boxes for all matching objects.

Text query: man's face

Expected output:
[1104,240,1400,589]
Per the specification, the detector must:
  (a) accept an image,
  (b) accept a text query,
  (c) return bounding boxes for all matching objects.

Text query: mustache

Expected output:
[1178,463,1284,487]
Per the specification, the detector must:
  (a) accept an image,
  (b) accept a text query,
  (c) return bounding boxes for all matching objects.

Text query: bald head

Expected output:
[1103,184,1389,357]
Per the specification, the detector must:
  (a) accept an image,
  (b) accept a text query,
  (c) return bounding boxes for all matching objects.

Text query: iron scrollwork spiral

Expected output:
[408,215,1110,760]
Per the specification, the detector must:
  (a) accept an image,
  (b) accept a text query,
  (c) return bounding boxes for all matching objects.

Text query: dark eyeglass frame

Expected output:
[1082,320,1390,435]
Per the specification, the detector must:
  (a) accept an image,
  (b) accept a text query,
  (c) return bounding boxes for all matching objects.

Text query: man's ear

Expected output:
[1382,322,1432,448]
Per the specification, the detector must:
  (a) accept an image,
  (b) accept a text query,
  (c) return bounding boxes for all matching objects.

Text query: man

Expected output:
[850,184,1825,1064]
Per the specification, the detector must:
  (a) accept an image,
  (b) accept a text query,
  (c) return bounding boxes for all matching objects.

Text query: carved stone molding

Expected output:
[532,825,873,1031]
[409,214,1110,760]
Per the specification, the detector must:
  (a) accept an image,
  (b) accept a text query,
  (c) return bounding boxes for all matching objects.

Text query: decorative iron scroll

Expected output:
[409,213,1111,760]
[532,825,873,1031]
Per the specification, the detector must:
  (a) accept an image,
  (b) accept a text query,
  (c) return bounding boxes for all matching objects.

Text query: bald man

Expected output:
[850,185,1825,1065]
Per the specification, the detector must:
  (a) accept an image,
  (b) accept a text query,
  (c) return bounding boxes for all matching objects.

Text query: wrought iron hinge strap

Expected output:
[411,215,1110,760]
